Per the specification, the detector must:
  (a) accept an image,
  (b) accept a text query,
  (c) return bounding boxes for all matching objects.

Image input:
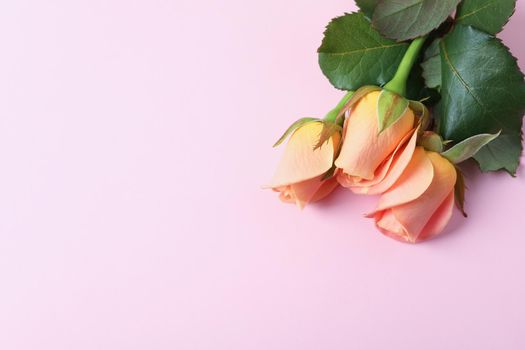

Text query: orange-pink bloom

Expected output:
[267,121,340,209]
[335,91,417,194]
[367,147,457,243]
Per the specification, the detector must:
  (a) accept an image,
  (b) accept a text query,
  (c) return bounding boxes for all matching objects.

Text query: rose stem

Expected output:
[384,36,428,97]
[324,90,354,124]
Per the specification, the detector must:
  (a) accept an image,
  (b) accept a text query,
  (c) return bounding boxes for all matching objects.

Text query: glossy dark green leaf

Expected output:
[438,25,525,175]
[472,134,523,174]
[456,0,516,35]
[421,39,441,90]
[318,13,408,91]
[355,0,379,18]
[372,0,460,41]
[377,90,409,133]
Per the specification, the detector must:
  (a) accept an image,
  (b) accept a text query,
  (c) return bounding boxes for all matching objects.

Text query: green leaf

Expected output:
[377,90,409,133]
[421,39,441,90]
[273,117,317,147]
[472,134,523,174]
[456,0,516,35]
[372,0,460,41]
[318,12,408,91]
[438,25,525,174]
[441,132,501,164]
[415,18,454,97]
[355,0,379,18]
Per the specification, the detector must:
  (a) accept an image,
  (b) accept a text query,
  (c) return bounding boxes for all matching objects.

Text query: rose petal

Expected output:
[375,147,434,211]
[268,122,339,188]
[338,128,413,190]
[390,152,457,240]
[374,209,411,243]
[275,175,338,209]
[310,176,339,203]
[346,126,419,195]
[417,190,455,242]
[335,91,415,180]
[365,126,419,194]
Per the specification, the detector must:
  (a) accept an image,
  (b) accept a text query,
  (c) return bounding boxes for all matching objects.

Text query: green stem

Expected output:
[384,36,427,97]
[324,90,354,124]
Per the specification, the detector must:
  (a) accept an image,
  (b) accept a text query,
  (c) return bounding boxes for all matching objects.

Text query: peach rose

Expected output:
[335,90,417,193]
[367,147,457,243]
[267,121,341,209]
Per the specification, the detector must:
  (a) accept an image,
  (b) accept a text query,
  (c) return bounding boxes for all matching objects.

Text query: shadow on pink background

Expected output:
[0,1,524,349]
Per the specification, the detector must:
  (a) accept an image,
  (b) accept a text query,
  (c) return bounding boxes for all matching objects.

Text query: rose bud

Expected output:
[266,121,341,209]
[367,147,457,243]
[335,90,419,193]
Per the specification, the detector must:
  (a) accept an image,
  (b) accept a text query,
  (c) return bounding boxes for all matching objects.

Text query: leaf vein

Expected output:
[441,40,486,109]
[456,0,498,21]
[325,43,406,56]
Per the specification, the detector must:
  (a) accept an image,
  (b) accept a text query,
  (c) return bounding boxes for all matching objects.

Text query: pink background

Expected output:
[1,1,525,349]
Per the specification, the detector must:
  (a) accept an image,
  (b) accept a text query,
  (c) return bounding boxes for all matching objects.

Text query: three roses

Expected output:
[267,90,457,243]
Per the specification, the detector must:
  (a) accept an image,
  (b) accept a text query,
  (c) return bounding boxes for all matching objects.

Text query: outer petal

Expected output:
[338,128,413,190]
[417,190,455,242]
[388,152,457,242]
[367,127,419,195]
[375,147,434,211]
[335,91,415,180]
[268,122,339,188]
[275,175,338,209]
[341,126,418,195]
[374,209,411,243]
[310,176,340,203]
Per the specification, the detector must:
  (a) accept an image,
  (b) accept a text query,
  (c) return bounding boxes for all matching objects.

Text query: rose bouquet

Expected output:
[266,0,525,243]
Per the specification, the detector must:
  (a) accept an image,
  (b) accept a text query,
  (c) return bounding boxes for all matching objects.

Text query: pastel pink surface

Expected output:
[0,1,525,349]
